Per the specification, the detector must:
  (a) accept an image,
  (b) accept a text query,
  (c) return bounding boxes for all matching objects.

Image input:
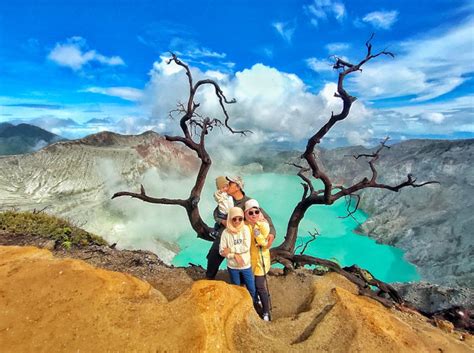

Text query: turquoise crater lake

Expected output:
[172,173,420,283]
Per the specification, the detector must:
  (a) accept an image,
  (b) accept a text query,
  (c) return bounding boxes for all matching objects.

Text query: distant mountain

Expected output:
[85,118,112,125]
[0,123,65,155]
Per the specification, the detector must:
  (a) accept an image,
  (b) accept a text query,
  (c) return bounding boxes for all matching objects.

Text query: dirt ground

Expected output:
[0,233,473,352]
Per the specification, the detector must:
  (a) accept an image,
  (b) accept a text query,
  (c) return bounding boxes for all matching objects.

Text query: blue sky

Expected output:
[0,0,473,146]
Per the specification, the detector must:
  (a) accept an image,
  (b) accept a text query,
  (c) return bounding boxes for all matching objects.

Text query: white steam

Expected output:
[88,157,234,263]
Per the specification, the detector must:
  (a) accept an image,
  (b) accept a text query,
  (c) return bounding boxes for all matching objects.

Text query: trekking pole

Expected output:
[259,246,273,320]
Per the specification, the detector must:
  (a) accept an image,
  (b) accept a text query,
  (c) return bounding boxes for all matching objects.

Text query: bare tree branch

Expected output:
[271,248,402,307]
[287,162,315,194]
[299,229,319,255]
[168,102,187,120]
[272,37,438,308]
[113,54,248,241]
[194,79,252,136]
[112,185,187,206]
[338,194,361,224]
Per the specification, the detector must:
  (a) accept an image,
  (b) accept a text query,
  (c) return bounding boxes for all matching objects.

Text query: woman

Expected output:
[244,199,272,321]
[219,207,256,301]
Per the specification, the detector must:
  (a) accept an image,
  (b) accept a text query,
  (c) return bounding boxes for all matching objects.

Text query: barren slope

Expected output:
[0,246,471,353]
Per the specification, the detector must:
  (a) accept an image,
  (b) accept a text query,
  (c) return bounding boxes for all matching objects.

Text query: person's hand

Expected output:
[267,234,275,248]
[222,248,231,257]
[234,254,244,266]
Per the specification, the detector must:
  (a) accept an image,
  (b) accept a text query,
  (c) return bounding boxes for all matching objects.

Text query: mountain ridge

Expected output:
[0,122,64,155]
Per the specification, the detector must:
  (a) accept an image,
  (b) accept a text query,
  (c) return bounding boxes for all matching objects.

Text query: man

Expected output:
[206,175,276,279]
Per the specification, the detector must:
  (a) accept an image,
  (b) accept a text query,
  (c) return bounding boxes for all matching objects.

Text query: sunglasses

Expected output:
[248,210,260,216]
[232,217,244,222]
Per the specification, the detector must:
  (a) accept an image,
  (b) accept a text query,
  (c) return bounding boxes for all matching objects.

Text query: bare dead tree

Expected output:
[271,36,439,307]
[112,53,250,241]
[112,41,439,309]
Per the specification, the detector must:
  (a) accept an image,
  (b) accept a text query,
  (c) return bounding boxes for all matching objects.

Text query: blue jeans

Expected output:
[227,267,256,301]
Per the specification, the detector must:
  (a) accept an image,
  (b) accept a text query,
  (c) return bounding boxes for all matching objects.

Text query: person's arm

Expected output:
[259,207,276,246]
[232,229,249,267]
[254,222,270,247]
[215,191,231,215]
[259,207,276,235]
[213,207,227,227]
[226,194,234,211]
[219,231,232,258]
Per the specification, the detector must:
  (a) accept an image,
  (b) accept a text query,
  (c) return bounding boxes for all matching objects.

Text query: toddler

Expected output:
[212,176,234,235]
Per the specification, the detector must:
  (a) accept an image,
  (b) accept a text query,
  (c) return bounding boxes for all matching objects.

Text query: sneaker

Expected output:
[262,313,270,322]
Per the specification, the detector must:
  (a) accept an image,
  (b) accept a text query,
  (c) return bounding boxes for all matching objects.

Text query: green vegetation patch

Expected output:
[0,210,108,248]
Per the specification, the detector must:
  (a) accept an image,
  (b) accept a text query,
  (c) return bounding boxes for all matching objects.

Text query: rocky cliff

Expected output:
[0,245,471,353]
[0,131,199,260]
[258,139,474,288]
[321,139,474,288]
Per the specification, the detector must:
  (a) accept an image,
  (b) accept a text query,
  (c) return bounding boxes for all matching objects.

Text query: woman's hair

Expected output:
[226,207,244,233]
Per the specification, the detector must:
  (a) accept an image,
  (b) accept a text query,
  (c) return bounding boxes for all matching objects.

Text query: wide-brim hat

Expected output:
[226,175,244,191]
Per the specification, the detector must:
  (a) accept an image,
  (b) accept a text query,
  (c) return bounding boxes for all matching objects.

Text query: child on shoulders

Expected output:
[212,176,234,237]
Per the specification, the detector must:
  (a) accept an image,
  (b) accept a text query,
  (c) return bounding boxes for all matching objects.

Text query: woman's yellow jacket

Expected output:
[247,221,271,276]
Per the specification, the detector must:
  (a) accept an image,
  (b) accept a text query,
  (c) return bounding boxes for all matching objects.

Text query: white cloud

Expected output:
[362,10,398,30]
[204,70,229,81]
[272,21,296,43]
[325,42,350,53]
[391,95,473,134]
[143,56,372,146]
[306,57,334,72]
[115,116,162,135]
[350,18,474,102]
[261,47,274,59]
[421,112,445,124]
[304,0,346,27]
[183,47,226,59]
[48,37,125,71]
[8,37,472,147]
[332,3,346,20]
[346,130,373,146]
[0,95,150,139]
[361,94,474,138]
[151,55,185,76]
[306,55,351,73]
[141,56,470,146]
[393,95,474,117]
[83,87,144,102]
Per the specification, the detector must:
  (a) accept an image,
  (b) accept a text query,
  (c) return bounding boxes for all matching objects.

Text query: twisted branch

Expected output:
[275,36,437,309]
[271,249,402,307]
[111,184,187,206]
[294,229,320,255]
[112,54,248,241]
